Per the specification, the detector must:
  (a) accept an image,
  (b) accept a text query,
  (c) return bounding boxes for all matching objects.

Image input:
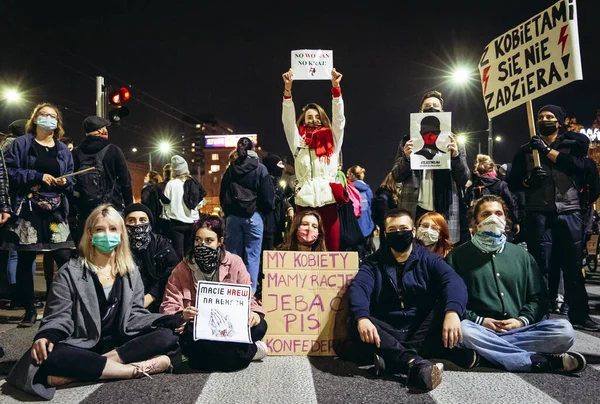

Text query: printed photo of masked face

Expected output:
[415,115,446,161]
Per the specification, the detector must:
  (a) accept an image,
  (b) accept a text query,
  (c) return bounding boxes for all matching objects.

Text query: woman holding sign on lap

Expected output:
[281,67,345,251]
[161,214,269,371]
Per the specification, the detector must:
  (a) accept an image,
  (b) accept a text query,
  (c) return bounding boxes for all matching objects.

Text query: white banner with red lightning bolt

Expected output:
[479,0,582,119]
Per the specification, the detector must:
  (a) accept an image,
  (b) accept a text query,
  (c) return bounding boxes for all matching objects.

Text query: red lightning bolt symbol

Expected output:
[482,66,491,94]
[558,25,569,56]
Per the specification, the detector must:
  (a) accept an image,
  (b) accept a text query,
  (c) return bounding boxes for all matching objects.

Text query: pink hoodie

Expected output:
[160,250,264,315]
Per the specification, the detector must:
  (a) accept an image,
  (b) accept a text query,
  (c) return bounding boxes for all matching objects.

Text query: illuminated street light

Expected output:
[451,67,471,85]
[456,134,467,145]
[159,141,172,154]
[3,89,21,103]
[131,147,138,152]
[495,136,502,142]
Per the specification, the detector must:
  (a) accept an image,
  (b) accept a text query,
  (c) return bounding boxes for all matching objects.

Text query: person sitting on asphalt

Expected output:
[278,209,327,252]
[123,203,179,312]
[160,214,268,372]
[347,208,472,393]
[6,205,183,401]
[445,194,586,375]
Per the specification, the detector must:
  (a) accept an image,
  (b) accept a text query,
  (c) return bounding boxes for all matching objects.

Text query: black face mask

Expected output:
[126,223,152,251]
[193,244,220,274]
[422,107,441,113]
[537,120,558,137]
[386,230,414,252]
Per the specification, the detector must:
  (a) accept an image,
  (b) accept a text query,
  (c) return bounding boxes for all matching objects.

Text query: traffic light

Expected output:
[108,86,131,123]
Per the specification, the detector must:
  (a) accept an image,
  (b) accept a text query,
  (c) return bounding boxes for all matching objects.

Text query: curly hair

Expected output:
[469,194,512,233]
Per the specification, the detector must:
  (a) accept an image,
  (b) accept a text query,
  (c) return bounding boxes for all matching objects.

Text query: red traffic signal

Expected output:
[108,87,131,105]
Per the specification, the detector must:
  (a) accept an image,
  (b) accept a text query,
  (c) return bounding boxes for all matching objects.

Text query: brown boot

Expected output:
[130,355,172,379]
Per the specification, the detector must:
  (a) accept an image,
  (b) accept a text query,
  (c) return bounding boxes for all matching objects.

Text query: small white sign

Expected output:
[410,112,452,170]
[291,49,333,80]
[193,281,252,344]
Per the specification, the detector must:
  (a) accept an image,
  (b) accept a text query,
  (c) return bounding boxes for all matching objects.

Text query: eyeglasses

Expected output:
[38,112,58,119]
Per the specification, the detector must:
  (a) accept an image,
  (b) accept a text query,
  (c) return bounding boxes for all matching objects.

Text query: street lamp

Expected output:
[2,89,21,103]
[495,136,502,142]
[449,66,494,158]
[131,147,138,153]
[148,140,173,171]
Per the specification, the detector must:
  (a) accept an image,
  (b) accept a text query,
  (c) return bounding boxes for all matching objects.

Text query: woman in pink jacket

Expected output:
[160,214,268,371]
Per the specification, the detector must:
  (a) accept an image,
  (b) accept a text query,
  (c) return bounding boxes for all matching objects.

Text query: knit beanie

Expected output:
[538,105,567,124]
[123,203,154,226]
[171,155,189,176]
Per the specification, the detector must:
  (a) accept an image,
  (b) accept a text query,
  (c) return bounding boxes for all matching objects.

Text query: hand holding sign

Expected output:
[331,68,342,88]
[282,69,293,95]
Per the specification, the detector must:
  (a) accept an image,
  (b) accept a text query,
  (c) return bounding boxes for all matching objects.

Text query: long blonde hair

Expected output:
[474,154,496,176]
[79,204,136,276]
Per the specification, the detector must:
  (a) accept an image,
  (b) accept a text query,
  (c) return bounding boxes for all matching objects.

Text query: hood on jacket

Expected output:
[473,175,500,187]
[233,157,259,176]
[352,180,371,192]
[78,135,111,154]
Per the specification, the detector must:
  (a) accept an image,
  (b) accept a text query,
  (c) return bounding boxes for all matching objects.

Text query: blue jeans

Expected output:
[460,318,574,371]
[225,212,264,292]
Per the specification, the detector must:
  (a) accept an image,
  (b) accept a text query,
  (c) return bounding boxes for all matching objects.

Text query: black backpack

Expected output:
[468,185,491,207]
[73,145,113,207]
[183,177,207,210]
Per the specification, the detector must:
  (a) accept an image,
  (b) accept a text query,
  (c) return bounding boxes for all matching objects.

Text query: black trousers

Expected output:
[168,219,194,260]
[17,250,71,311]
[38,327,179,381]
[179,317,267,372]
[526,211,590,321]
[348,303,446,374]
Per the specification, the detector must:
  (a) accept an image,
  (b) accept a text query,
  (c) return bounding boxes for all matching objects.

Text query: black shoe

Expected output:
[17,310,37,328]
[444,348,480,369]
[373,353,386,377]
[531,352,587,374]
[559,303,569,316]
[571,317,600,331]
[33,300,44,309]
[1,301,24,310]
[406,358,444,393]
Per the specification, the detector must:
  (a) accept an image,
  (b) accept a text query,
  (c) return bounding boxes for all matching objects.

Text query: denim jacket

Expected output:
[4,133,74,210]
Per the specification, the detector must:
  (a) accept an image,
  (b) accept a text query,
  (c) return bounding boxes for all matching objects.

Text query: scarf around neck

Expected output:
[298,125,334,162]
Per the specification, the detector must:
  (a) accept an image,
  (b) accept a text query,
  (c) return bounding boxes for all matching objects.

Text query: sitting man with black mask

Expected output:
[347,208,471,393]
[123,203,179,312]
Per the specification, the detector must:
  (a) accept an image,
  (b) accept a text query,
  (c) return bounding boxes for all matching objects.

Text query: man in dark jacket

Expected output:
[508,104,599,331]
[347,208,470,393]
[446,195,586,374]
[72,116,133,216]
[123,203,179,312]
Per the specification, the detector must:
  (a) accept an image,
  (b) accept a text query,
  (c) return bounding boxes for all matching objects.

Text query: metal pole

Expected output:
[96,76,105,118]
[478,140,481,155]
[488,118,493,159]
[149,151,152,172]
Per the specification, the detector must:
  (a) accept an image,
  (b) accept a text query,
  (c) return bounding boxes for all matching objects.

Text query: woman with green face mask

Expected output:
[6,204,184,400]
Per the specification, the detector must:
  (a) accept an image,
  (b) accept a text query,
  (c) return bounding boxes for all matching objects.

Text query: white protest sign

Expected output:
[291,49,333,80]
[193,281,252,344]
[410,112,452,170]
[479,0,582,118]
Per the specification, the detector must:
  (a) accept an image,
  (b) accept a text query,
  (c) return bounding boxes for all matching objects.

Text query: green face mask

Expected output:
[92,233,121,253]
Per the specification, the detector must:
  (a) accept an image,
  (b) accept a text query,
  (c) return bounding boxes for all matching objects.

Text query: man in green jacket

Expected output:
[446,195,586,374]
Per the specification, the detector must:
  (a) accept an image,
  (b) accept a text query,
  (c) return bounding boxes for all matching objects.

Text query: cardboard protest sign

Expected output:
[262,251,359,356]
[479,0,582,118]
[193,281,252,344]
[291,49,333,80]
[410,112,452,170]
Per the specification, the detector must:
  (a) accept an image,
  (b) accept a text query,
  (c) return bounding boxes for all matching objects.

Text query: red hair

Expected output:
[416,212,453,257]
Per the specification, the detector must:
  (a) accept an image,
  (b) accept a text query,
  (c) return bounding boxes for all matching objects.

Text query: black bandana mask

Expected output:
[126,223,152,251]
[194,244,220,274]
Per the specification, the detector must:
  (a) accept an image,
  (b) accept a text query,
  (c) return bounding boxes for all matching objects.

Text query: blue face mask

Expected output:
[37,116,58,131]
[92,233,121,253]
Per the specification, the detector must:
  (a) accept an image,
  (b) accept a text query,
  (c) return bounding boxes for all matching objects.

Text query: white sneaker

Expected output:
[252,341,269,361]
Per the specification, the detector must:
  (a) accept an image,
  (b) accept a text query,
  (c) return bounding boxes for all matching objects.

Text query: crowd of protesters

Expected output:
[0,69,598,399]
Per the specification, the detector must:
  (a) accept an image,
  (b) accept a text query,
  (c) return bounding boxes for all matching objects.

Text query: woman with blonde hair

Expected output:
[466,154,521,235]
[415,212,453,258]
[2,103,76,326]
[7,205,182,400]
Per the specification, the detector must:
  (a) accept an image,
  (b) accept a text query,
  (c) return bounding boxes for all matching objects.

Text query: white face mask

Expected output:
[417,226,439,246]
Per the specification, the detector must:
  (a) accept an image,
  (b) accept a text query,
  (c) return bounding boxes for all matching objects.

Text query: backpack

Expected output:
[73,145,113,207]
[183,177,207,210]
[223,170,258,218]
[346,180,362,217]
[468,184,491,207]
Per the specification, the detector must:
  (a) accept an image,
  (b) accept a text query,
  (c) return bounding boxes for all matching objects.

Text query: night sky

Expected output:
[1,0,599,188]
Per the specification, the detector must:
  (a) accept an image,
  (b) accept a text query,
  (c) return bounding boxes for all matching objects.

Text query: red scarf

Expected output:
[298,125,334,163]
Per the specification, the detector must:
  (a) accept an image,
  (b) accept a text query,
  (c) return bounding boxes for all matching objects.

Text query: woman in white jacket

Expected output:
[281,68,345,251]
